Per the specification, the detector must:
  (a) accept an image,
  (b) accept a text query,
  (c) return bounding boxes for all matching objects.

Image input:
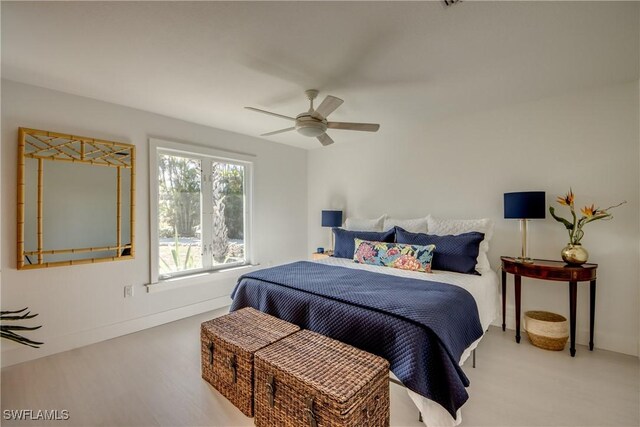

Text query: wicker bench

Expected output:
[254,329,390,427]
[200,308,300,417]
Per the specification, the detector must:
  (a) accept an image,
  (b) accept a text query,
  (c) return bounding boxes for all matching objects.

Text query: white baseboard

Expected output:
[492,305,638,356]
[1,295,232,368]
[4,297,636,368]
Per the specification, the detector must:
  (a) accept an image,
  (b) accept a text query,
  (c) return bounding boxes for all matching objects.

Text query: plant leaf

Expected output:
[183,245,192,270]
[0,313,38,321]
[160,257,172,270]
[0,306,44,348]
[171,249,179,270]
[1,325,42,331]
[582,213,611,226]
[0,307,28,315]
[549,206,574,230]
[1,330,43,347]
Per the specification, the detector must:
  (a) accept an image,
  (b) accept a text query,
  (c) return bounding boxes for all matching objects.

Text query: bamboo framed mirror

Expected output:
[17,128,135,269]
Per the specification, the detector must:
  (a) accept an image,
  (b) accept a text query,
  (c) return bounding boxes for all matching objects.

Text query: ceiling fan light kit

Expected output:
[295,115,327,137]
[245,89,380,146]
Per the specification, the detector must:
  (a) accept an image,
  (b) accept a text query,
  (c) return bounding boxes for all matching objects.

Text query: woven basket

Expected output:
[254,329,390,427]
[524,311,569,351]
[200,308,300,417]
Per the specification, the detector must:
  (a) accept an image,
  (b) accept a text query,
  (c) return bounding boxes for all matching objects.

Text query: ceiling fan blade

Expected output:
[260,127,296,137]
[313,95,344,119]
[317,133,334,146]
[245,107,296,122]
[327,122,380,132]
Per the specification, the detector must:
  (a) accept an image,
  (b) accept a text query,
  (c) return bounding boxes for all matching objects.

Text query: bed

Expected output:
[230,255,498,427]
[319,257,499,426]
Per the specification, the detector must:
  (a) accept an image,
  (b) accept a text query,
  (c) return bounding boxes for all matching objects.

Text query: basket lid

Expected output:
[201,308,300,353]
[255,329,389,404]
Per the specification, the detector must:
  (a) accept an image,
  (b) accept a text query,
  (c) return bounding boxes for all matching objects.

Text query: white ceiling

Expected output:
[2,1,638,149]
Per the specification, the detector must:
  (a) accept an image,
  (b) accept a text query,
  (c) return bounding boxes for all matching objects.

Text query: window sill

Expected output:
[145,263,261,294]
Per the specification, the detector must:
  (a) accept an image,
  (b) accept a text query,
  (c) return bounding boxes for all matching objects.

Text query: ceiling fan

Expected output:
[245,90,380,146]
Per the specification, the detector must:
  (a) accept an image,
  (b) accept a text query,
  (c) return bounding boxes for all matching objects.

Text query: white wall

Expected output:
[2,78,638,365]
[308,81,640,356]
[1,80,308,367]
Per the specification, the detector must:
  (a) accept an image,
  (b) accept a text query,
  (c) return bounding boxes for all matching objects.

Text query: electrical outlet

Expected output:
[124,285,134,298]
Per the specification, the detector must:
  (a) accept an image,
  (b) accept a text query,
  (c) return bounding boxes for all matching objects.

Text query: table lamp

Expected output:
[504,191,546,263]
[321,210,343,252]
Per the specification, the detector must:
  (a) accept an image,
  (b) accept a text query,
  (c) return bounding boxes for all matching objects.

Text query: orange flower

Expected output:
[392,255,422,271]
[581,204,598,217]
[557,189,574,207]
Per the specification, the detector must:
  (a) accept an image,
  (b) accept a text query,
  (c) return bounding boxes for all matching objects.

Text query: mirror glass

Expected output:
[18,128,135,269]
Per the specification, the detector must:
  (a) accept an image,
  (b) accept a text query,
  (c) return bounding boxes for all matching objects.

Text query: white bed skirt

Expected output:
[406,333,484,427]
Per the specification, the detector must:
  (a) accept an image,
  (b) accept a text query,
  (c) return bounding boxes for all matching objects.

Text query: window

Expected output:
[150,139,252,282]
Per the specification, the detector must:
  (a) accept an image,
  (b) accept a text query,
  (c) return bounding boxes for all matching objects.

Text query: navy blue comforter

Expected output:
[230,261,483,418]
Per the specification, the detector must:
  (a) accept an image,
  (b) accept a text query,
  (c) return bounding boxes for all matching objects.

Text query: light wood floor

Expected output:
[2,308,638,427]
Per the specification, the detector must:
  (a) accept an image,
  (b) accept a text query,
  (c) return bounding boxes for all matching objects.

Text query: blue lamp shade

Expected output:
[321,210,343,227]
[504,192,546,219]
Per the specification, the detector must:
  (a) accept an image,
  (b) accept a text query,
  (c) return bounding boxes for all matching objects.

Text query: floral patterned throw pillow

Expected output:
[353,239,436,273]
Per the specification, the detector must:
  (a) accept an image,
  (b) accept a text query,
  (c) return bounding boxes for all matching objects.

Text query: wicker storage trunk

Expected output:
[254,329,390,427]
[201,308,300,417]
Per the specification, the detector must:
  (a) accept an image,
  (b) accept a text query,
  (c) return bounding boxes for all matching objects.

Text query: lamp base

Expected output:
[329,228,335,252]
[517,219,533,263]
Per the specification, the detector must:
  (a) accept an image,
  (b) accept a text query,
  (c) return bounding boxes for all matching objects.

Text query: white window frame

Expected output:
[149,138,254,285]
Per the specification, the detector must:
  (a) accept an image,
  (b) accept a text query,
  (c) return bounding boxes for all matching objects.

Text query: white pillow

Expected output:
[383,217,429,234]
[426,215,494,273]
[345,215,386,232]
